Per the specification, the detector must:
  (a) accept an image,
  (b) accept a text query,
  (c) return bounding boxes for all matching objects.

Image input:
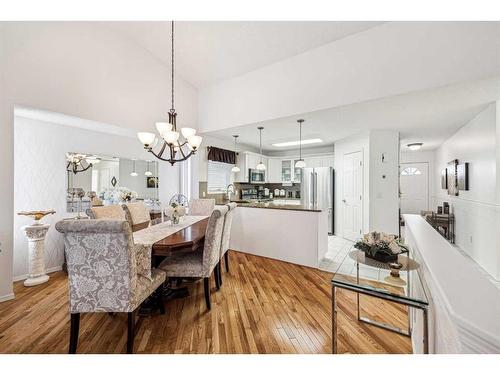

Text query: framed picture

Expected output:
[441,169,447,189]
[146,176,158,188]
[457,163,469,190]
[447,159,458,196]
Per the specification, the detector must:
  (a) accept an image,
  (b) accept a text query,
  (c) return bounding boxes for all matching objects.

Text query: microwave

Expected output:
[249,169,265,184]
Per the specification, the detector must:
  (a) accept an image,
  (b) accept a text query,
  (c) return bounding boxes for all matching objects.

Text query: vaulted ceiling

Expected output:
[99,21,383,88]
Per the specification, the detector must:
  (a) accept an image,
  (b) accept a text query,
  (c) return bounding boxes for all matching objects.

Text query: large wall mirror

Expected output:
[66,152,159,213]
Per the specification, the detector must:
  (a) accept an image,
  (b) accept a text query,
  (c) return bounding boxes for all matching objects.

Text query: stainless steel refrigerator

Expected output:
[301,167,334,234]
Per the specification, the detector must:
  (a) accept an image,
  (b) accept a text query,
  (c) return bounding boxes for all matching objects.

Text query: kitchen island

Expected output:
[229,203,328,268]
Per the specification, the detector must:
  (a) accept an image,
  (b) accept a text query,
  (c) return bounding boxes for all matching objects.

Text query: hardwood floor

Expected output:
[0,251,411,354]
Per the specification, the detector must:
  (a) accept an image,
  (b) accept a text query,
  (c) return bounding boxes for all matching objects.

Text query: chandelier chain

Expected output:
[171,20,175,111]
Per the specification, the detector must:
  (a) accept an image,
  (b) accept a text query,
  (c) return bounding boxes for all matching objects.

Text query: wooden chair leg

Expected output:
[204,277,211,311]
[225,252,229,272]
[215,263,221,290]
[69,313,80,354]
[218,262,223,286]
[127,310,137,354]
[156,286,165,315]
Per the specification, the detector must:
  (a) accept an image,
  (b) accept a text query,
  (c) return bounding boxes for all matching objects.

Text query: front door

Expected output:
[400,162,429,214]
[342,151,363,241]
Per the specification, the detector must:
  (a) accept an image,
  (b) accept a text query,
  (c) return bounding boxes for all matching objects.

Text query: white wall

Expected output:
[434,103,500,280]
[12,115,181,282]
[334,130,400,238]
[0,22,197,300]
[199,22,500,133]
[334,132,370,236]
[369,130,400,234]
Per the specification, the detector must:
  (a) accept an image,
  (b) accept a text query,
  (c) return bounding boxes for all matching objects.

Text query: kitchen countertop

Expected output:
[235,202,321,212]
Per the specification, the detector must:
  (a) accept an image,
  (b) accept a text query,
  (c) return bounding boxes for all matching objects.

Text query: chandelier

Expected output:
[66,153,100,174]
[137,21,202,165]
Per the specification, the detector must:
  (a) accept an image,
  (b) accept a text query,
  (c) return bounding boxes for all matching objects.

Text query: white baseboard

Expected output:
[12,266,63,282]
[0,293,15,303]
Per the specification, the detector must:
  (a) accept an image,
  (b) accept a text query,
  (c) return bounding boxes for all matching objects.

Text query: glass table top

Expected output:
[331,249,428,306]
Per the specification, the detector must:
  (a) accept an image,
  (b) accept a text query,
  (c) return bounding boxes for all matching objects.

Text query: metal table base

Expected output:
[332,282,429,354]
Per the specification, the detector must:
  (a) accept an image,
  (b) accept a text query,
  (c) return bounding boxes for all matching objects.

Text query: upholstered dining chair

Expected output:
[217,202,237,286]
[188,198,215,216]
[122,202,151,231]
[87,205,127,221]
[55,219,166,354]
[158,205,228,311]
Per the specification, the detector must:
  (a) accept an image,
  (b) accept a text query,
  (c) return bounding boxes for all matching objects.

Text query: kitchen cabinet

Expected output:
[233,152,333,183]
[268,158,282,183]
[293,159,303,183]
[281,159,293,182]
[232,151,247,182]
[236,152,268,183]
[303,154,335,169]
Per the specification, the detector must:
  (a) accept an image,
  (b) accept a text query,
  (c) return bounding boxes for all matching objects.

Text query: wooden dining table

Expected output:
[151,217,209,261]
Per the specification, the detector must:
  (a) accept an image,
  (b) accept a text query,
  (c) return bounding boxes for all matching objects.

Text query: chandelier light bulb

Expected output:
[137,132,156,147]
[187,135,202,149]
[256,162,266,171]
[164,130,180,145]
[155,122,171,136]
[181,127,196,138]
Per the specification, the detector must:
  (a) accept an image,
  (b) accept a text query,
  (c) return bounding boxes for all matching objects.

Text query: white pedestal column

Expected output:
[21,223,50,287]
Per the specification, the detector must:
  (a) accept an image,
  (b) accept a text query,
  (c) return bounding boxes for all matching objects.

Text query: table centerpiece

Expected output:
[354,231,408,263]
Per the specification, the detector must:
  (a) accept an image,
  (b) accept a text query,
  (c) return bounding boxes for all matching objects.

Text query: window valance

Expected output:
[207,146,236,164]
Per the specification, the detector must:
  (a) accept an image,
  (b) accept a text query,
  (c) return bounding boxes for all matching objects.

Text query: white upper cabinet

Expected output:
[281,159,293,182]
[268,158,281,183]
[231,151,334,183]
[303,155,335,169]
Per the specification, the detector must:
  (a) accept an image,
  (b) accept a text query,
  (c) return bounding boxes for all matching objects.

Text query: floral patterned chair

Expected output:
[158,206,228,310]
[55,219,166,354]
[188,198,215,216]
[87,205,127,221]
[122,202,151,231]
[217,202,237,286]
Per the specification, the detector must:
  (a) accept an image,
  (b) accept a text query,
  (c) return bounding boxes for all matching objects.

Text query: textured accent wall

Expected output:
[13,115,179,280]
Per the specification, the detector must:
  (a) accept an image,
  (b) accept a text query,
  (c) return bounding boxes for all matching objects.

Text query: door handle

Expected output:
[342,199,346,203]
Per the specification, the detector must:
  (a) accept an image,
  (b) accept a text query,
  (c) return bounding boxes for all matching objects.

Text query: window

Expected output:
[401,167,422,176]
[207,161,232,193]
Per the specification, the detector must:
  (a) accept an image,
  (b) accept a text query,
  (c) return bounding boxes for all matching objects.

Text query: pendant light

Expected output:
[145,161,153,176]
[256,127,266,170]
[130,160,138,177]
[137,21,202,165]
[231,135,240,173]
[295,119,306,168]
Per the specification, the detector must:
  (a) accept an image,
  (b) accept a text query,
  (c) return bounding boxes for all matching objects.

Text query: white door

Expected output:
[400,162,429,214]
[342,151,363,241]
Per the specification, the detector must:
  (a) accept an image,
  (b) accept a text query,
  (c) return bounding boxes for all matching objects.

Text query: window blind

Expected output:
[207,161,232,193]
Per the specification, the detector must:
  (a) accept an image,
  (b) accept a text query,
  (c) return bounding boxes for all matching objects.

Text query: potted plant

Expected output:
[354,232,409,263]
[164,202,186,225]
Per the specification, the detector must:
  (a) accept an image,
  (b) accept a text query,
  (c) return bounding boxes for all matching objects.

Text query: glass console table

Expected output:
[331,249,429,354]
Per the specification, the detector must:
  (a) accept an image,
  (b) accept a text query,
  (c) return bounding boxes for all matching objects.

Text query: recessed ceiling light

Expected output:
[272,138,323,148]
[407,142,423,151]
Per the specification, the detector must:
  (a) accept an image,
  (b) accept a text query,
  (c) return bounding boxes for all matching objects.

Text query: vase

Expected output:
[365,251,398,263]
[171,216,180,225]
